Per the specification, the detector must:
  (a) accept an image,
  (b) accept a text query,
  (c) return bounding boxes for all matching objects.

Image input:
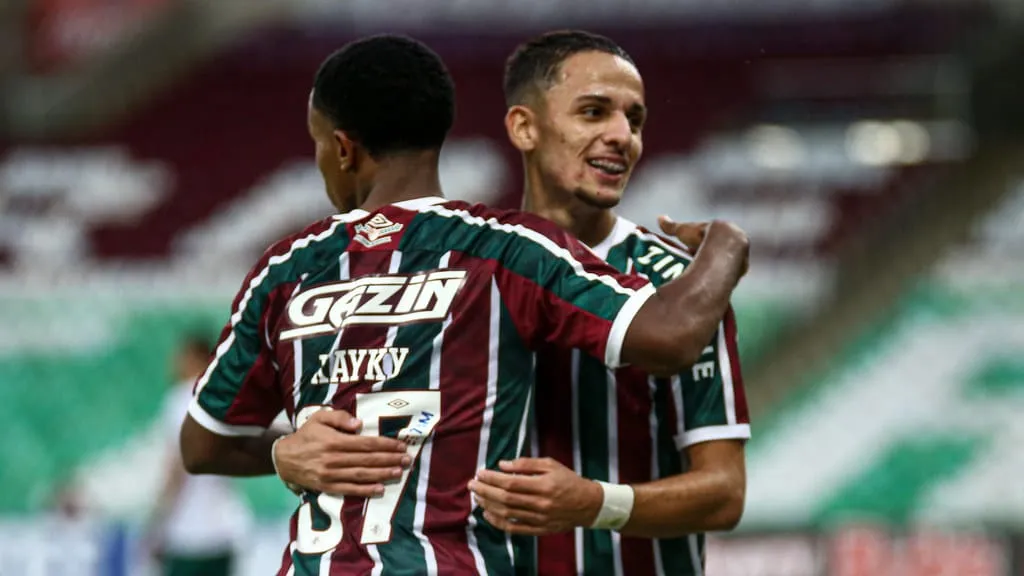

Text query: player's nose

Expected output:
[601,113,633,155]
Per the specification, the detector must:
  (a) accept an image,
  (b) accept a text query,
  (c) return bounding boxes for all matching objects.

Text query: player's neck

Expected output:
[359,150,445,212]
[522,180,616,248]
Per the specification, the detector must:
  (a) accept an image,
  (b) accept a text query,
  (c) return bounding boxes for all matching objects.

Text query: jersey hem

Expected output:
[674,424,751,450]
[188,396,268,437]
[605,283,656,369]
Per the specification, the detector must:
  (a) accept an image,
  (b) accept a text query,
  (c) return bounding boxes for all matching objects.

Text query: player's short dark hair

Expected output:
[503,30,635,107]
[312,34,455,159]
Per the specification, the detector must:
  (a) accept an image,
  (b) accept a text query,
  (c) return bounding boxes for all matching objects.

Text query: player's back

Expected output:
[201,197,652,576]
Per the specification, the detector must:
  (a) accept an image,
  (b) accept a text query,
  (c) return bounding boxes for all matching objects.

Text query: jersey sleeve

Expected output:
[188,245,290,437]
[488,212,655,369]
[671,306,751,450]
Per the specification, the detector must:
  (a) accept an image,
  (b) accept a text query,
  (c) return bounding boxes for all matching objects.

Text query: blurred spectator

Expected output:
[143,334,252,576]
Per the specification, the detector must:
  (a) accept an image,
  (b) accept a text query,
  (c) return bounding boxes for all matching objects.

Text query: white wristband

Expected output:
[271,436,302,496]
[590,481,634,531]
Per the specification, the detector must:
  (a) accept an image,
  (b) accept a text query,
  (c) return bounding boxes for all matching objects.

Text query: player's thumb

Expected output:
[657,215,678,235]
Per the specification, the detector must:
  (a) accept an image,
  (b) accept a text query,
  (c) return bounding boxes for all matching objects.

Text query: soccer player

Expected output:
[178,35,748,576]
[467,31,751,576]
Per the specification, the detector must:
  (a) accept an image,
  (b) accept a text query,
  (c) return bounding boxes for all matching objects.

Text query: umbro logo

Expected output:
[354,214,403,248]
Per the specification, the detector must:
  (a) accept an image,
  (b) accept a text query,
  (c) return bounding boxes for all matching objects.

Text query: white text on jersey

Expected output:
[311,347,410,384]
[282,270,467,340]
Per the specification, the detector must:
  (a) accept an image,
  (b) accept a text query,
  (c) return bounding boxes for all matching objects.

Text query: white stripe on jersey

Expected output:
[688,534,704,576]
[717,326,737,425]
[465,280,501,576]
[413,251,452,575]
[570,350,585,576]
[195,218,345,399]
[289,283,305,424]
[367,251,403,576]
[607,369,624,576]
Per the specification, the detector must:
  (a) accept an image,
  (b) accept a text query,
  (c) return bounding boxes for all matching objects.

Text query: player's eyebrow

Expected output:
[574,94,613,106]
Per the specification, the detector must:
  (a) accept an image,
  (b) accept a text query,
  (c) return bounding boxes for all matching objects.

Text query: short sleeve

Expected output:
[485,212,655,369]
[188,246,290,437]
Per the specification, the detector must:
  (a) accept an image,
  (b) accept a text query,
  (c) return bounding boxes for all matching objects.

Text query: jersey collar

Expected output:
[334,196,448,222]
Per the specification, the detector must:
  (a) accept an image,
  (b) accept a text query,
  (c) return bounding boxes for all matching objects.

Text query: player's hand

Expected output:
[657,215,708,252]
[659,216,749,278]
[274,409,411,497]
[468,457,603,536]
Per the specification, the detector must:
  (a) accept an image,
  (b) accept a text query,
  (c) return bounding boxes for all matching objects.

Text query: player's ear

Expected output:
[505,105,538,153]
[333,130,358,172]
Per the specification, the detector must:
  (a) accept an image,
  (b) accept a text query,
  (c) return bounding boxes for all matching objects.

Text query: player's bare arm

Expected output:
[470,440,745,538]
[621,219,748,374]
[180,409,408,497]
[179,415,281,476]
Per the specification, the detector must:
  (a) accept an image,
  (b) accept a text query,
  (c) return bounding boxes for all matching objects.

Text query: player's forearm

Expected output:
[625,222,747,373]
[180,414,280,476]
[618,469,745,538]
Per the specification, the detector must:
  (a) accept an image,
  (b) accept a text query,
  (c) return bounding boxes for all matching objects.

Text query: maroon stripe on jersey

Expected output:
[223,280,300,426]
[615,367,658,575]
[492,266,612,361]
[534,347,578,576]
[723,307,750,424]
[325,250,394,576]
[423,252,492,574]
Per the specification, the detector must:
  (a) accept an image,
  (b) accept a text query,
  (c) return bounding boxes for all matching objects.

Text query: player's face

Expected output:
[535,51,646,208]
[308,94,359,212]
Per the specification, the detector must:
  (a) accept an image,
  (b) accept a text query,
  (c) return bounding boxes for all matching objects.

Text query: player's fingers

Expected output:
[325,466,404,484]
[322,482,386,498]
[316,409,362,432]
[336,434,408,453]
[475,469,547,495]
[497,458,550,474]
[657,215,680,234]
[330,452,411,469]
[468,478,510,506]
[473,480,544,510]
[483,511,548,536]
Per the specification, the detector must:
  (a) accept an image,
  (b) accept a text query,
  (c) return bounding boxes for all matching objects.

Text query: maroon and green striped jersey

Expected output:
[532,216,751,576]
[187,197,656,576]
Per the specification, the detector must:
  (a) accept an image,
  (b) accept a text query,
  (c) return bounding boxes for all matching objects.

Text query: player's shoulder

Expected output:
[260,215,344,262]
[422,199,582,246]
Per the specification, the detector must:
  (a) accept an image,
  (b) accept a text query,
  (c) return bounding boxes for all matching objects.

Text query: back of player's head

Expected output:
[503,30,635,107]
[312,34,456,158]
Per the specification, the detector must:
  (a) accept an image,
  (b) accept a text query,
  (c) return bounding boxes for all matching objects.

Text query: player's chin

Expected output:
[574,185,625,210]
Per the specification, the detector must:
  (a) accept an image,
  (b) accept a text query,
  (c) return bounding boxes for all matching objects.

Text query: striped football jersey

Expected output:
[188,197,657,576]
[533,216,751,576]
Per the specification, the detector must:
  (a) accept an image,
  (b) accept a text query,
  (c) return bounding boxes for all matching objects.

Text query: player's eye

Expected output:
[580,106,603,119]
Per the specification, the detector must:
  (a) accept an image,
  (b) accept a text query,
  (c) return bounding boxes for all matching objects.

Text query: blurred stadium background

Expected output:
[2,0,1024,574]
